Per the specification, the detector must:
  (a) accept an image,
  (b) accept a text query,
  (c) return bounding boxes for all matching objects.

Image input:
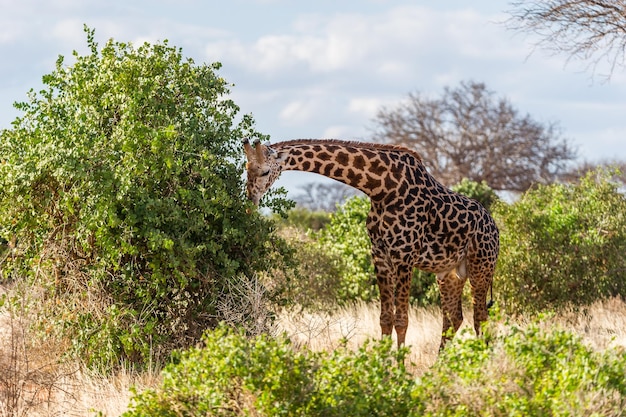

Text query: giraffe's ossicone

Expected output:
[243,138,499,349]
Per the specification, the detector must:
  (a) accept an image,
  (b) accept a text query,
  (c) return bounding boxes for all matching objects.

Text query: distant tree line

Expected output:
[296,79,624,211]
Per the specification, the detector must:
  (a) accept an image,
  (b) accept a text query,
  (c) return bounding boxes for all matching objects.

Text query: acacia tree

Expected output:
[507,0,626,79]
[371,81,576,192]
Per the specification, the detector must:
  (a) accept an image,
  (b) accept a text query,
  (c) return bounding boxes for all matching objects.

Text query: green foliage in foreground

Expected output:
[124,322,626,416]
[0,27,291,370]
[416,322,626,416]
[123,327,414,417]
[493,169,626,314]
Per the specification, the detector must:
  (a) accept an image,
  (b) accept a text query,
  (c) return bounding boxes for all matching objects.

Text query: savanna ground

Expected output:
[2,281,626,416]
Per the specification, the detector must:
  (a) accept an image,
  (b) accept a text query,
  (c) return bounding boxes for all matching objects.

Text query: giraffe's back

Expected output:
[368,182,499,275]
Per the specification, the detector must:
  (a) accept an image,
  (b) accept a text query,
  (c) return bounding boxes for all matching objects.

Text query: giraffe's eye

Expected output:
[259,169,271,177]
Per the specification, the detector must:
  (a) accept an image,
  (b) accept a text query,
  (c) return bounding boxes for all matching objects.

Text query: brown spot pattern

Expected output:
[245,139,499,349]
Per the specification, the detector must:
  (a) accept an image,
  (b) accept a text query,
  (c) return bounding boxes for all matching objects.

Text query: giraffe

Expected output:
[243,138,499,348]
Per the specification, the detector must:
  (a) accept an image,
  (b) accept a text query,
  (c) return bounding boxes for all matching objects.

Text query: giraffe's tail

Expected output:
[486,281,494,310]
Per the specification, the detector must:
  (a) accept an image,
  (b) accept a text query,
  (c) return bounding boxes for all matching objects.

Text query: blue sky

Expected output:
[1,0,625,195]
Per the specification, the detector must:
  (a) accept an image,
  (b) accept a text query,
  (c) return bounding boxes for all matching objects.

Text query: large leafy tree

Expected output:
[0,27,288,369]
[371,81,576,192]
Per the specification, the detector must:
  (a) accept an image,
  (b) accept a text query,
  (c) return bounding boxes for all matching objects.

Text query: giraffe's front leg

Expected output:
[436,270,465,349]
[372,250,394,338]
[394,265,413,346]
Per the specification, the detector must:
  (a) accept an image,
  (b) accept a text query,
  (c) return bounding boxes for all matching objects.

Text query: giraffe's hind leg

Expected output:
[436,270,466,349]
[468,264,495,336]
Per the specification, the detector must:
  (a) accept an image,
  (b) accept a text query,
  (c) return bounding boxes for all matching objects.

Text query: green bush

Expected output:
[124,322,626,416]
[123,327,416,417]
[266,208,341,309]
[414,320,626,416]
[0,27,290,370]
[308,339,415,416]
[272,207,331,232]
[492,169,626,314]
[268,227,344,310]
[315,196,378,302]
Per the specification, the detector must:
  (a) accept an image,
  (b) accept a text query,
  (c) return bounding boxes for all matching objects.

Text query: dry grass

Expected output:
[274,297,626,375]
[274,302,444,373]
[2,286,626,415]
[557,297,626,350]
[0,286,159,417]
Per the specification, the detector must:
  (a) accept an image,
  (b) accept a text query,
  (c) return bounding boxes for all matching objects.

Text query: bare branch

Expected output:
[559,158,626,185]
[371,81,577,192]
[507,0,626,79]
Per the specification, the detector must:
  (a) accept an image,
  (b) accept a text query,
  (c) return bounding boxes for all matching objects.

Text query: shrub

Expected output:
[122,327,416,417]
[492,168,626,314]
[268,227,344,310]
[413,320,626,416]
[272,208,331,232]
[307,339,415,416]
[124,321,626,416]
[0,27,291,370]
[315,196,378,302]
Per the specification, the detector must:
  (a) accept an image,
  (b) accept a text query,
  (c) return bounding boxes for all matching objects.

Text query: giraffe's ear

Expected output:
[271,148,287,163]
[243,138,255,162]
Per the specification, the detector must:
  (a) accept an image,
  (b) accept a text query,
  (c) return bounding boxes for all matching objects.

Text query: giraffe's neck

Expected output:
[271,140,430,201]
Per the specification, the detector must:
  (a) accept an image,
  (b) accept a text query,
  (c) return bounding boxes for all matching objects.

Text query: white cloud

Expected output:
[279,98,321,125]
[0,3,37,44]
[322,125,352,139]
[576,127,626,160]
[321,124,368,140]
[203,4,515,84]
[0,21,22,44]
[51,18,93,44]
[376,61,410,78]
[348,97,390,118]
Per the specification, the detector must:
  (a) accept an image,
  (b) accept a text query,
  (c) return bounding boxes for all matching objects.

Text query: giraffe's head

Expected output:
[243,138,285,205]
